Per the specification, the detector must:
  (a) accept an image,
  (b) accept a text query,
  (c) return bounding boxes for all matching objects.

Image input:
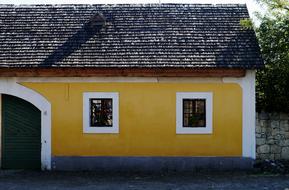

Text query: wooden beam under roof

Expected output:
[0,68,246,77]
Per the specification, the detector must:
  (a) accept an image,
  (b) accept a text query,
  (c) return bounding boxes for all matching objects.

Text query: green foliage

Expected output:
[255,0,289,112]
[240,18,254,29]
[256,0,289,13]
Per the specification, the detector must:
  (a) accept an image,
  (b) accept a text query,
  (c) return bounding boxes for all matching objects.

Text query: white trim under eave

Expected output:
[0,78,51,170]
[7,77,224,83]
[223,70,256,159]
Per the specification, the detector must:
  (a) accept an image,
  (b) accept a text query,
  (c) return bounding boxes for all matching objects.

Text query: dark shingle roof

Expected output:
[0,4,263,68]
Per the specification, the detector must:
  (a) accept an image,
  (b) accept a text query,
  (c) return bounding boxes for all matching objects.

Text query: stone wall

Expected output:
[256,113,289,160]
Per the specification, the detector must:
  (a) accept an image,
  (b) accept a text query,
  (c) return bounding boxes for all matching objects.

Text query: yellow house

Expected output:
[0,4,263,171]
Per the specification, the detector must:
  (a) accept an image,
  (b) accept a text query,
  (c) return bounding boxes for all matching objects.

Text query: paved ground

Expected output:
[0,170,288,190]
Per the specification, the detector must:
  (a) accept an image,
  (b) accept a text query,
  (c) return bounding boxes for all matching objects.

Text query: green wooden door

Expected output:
[2,94,41,169]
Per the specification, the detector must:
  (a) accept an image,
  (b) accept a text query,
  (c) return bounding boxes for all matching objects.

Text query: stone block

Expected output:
[256,138,266,145]
[269,154,275,160]
[274,154,281,160]
[269,113,280,120]
[270,145,281,154]
[267,139,275,145]
[280,113,289,120]
[258,145,270,154]
[280,140,289,146]
[256,122,261,133]
[258,153,270,160]
[272,128,281,136]
[271,120,280,129]
[260,120,268,127]
[261,127,267,133]
[259,112,269,120]
[265,127,272,134]
[281,147,289,159]
[274,134,282,140]
[280,120,289,132]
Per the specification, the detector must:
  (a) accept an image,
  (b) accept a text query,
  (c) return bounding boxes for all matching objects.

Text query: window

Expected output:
[183,99,206,128]
[83,92,119,133]
[176,92,212,134]
[90,99,113,127]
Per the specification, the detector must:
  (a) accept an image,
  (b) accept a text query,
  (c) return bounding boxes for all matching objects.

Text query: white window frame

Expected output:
[83,92,119,134]
[176,92,213,134]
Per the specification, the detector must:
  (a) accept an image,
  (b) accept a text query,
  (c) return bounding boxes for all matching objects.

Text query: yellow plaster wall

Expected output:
[22,82,242,156]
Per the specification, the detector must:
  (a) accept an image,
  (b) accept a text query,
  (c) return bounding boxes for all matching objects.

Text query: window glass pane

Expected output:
[183,99,206,127]
[90,98,113,127]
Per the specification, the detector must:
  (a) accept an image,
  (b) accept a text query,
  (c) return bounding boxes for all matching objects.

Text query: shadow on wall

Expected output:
[215,30,262,68]
[41,13,106,67]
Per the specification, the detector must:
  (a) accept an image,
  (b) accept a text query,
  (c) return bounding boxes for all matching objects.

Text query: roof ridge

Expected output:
[0,4,247,8]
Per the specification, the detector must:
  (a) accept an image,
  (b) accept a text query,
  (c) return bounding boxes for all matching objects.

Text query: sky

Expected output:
[0,0,265,20]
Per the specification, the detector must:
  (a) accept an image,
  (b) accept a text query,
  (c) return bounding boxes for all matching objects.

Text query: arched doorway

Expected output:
[2,94,41,169]
[0,79,51,170]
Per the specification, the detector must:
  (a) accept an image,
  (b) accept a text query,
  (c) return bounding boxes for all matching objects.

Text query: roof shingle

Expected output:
[0,4,263,68]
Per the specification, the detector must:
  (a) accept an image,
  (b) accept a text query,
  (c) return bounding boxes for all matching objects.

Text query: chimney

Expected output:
[86,12,106,32]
